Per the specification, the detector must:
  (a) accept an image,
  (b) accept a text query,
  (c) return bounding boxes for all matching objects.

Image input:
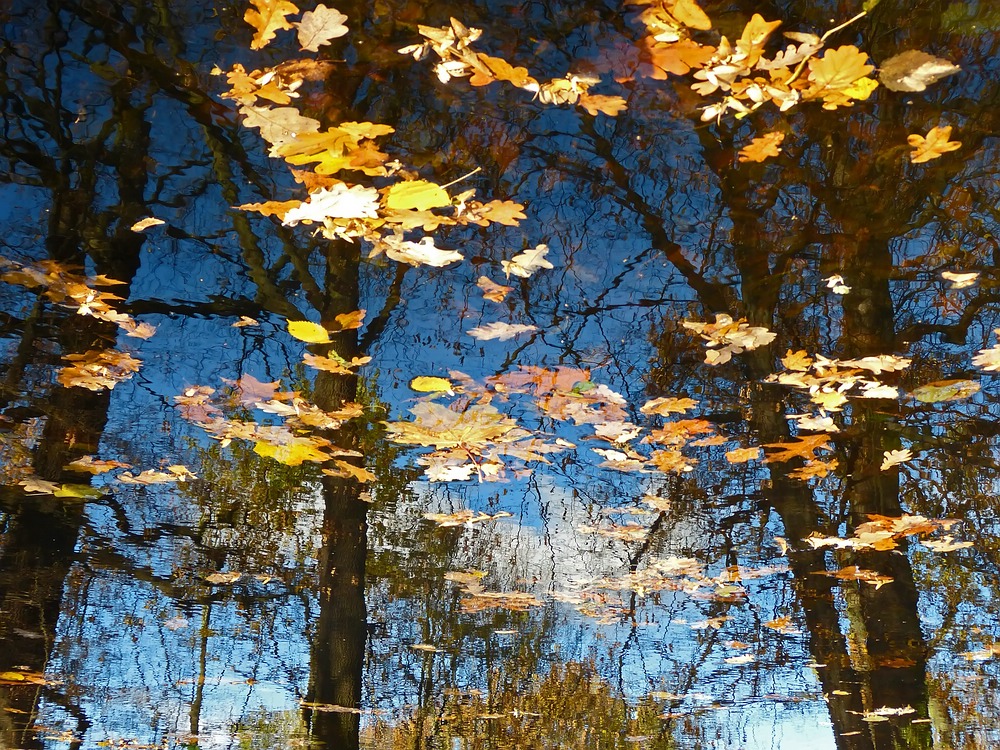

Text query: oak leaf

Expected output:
[245,0,299,50]
[240,105,321,150]
[578,92,628,117]
[641,38,716,78]
[296,4,348,51]
[501,244,554,278]
[762,433,831,463]
[282,183,380,224]
[880,449,912,471]
[738,131,784,163]
[908,125,961,163]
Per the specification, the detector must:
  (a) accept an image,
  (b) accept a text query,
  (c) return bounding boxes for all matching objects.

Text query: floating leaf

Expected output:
[908,125,961,164]
[467,321,538,341]
[381,235,463,267]
[726,446,761,464]
[253,437,331,465]
[245,0,299,50]
[640,396,698,415]
[910,379,979,403]
[384,180,451,211]
[130,217,165,232]
[501,244,554,278]
[477,276,513,302]
[410,376,454,394]
[205,571,242,585]
[287,319,332,344]
[738,132,784,163]
[941,270,978,289]
[879,49,960,92]
[296,4,348,51]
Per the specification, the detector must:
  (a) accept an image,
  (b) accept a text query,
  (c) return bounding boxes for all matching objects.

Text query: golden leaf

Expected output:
[383,179,451,211]
[471,199,526,226]
[781,349,813,371]
[910,378,979,403]
[640,396,698,415]
[385,402,523,452]
[806,45,874,90]
[253,437,331,465]
[737,14,783,68]
[287,320,331,343]
[908,125,961,164]
[323,459,376,483]
[671,0,712,30]
[410,376,455,394]
[130,217,165,232]
[578,92,628,117]
[238,200,302,219]
[468,54,536,88]
[787,458,838,480]
[245,0,299,50]
[641,38,716,78]
[738,131,785,163]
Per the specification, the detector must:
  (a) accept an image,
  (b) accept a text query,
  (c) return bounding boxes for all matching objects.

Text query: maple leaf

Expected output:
[467,321,538,340]
[254,436,332,465]
[245,0,299,50]
[738,131,785,163]
[781,349,813,371]
[385,401,523,452]
[762,433,831,463]
[502,244,554,278]
[908,125,961,163]
[477,276,513,302]
[296,4,348,51]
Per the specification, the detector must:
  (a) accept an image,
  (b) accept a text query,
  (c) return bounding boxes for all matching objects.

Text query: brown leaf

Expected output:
[879,49,960,92]
[578,92,628,117]
[762,434,831,463]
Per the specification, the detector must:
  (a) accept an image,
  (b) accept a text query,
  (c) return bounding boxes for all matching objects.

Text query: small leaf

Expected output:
[467,322,538,341]
[501,244,554,278]
[879,50,960,92]
[410,376,454,394]
[288,320,332,344]
[908,125,961,164]
[477,276,513,302]
[880,449,912,471]
[130,217,165,232]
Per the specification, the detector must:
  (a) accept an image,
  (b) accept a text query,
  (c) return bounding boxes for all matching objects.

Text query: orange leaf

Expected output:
[762,434,831,463]
[641,38,715,79]
[907,125,961,164]
[737,14,782,68]
[245,0,299,50]
[738,131,785,163]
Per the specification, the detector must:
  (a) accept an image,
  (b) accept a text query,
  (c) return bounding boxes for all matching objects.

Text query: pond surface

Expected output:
[1,0,1000,748]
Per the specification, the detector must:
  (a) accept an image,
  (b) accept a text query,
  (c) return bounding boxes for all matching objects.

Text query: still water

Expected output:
[1,0,1000,748]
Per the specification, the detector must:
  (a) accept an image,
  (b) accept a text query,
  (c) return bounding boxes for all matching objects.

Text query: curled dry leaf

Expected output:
[130,217,165,232]
[501,244,554,278]
[879,49,960,92]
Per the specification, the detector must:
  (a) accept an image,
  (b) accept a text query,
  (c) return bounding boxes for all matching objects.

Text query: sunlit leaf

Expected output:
[726,446,761,463]
[64,456,131,474]
[205,570,242,585]
[762,434,831,463]
[578,92,628,117]
[501,244,554,278]
[239,105,321,150]
[384,179,451,211]
[283,183,381,224]
[920,535,972,552]
[53,483,102,498]
[245,0,299,50]
[381,235,463,267]
[410,376,454,394]
[824,274,851,294]
[322,459,376,482]
[806,45,875,92]
[640,396,698,415]
[287,319,332,343]
[296,4,348,51]
[941,270,978,289]
[253,437,331,465]
[908,125,961,163]
[423,509,513,527]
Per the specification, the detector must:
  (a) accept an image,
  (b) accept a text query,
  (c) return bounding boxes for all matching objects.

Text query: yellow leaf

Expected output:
[287,320,331,343]
[842,75,878,101]
[295,4,348,52]
[410,376,454,394]
[238,200,302,219]
[130,217,165,232]
[737,14,782,67]
[910,378,979,402]
[245,0,299,50]
[253,438,330,465]
[807,45,875,91]
[671,0,712,30]
[738,132,785,163]
[384,180,451,211]
[323,459,376,482]
[578,93,628,117]
[641,38,716,79]
[54,483,103,498]
[908,125,961,164]
[726,447,761,464]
